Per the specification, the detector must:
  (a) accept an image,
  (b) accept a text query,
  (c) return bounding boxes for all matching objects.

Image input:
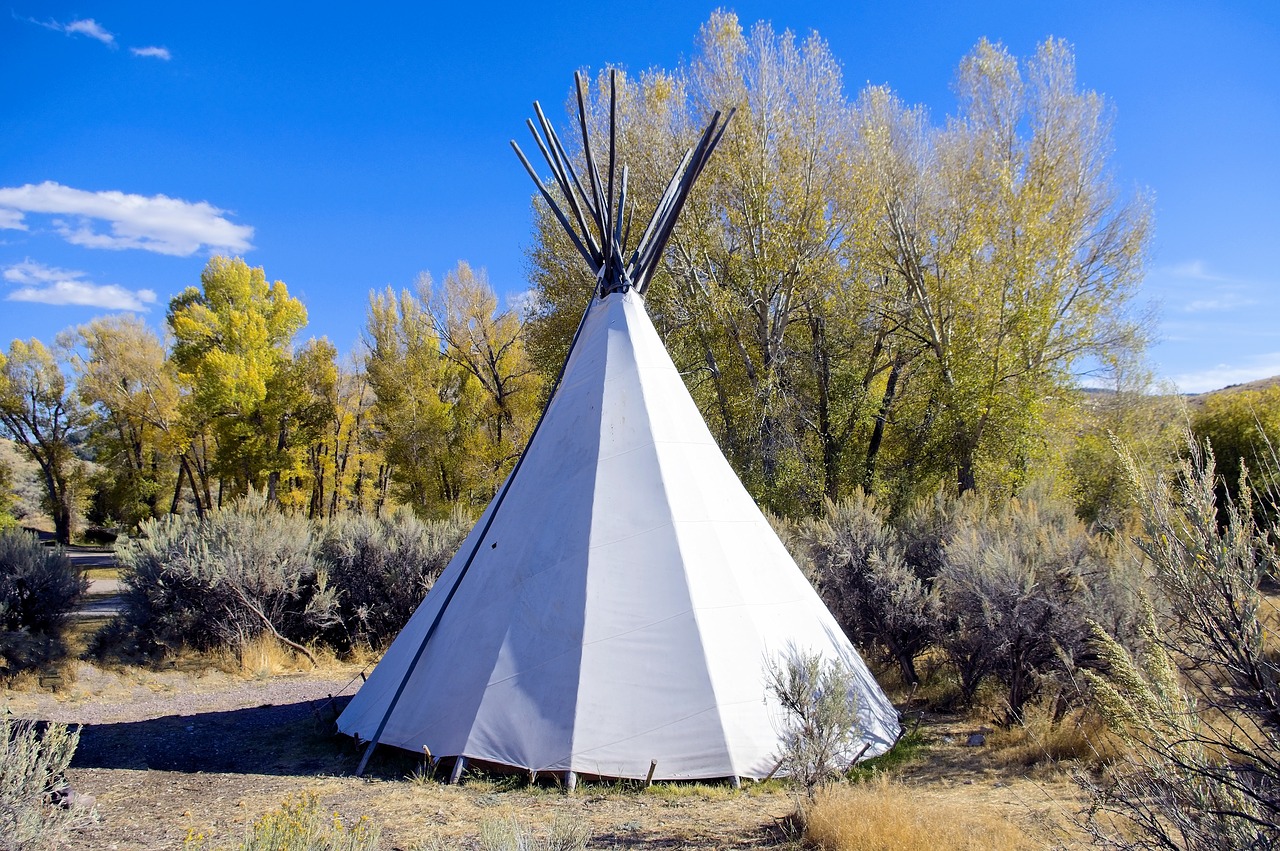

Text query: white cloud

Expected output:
[3,259,157,311]
[131,46,171,60]
[0,182,254,256]
[0,208,26,230]
[64,18,115,44]
[1170,353,1280,394]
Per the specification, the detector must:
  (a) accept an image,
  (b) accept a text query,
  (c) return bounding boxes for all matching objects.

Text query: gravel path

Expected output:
[6,662,366,726]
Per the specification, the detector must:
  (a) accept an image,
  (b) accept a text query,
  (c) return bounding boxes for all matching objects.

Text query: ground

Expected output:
[4,657,1091,850]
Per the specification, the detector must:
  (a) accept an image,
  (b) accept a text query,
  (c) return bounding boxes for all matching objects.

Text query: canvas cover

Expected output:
[337,289,900,779]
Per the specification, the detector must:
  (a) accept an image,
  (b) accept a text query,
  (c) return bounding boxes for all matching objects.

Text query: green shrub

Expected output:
[112,497,337,662]
[1,714,91,850]
[318,508,468,649]
[0,529,86,675]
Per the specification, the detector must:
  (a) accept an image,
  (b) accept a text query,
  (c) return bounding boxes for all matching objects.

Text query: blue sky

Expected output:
[2,1,1277,393]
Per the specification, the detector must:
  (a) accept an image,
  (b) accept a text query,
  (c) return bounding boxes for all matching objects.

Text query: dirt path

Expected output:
[5,663,1091,850]
[7,665,802,850]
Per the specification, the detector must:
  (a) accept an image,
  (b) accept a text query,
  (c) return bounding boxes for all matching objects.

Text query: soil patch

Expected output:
[5,665,1088,849]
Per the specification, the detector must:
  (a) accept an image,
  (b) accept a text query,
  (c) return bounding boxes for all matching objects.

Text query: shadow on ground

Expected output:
[71,695,359,776]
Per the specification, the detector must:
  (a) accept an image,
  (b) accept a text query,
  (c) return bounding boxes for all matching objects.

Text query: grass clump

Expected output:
[411,814,588,851]
[846,727,927,781]
[804,776,1034,851]
[1,713,92,851]
[186,792,380,851]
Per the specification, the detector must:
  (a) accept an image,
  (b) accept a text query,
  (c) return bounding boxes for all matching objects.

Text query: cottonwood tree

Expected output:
[528,14,884,513]
[303,356,380,519]
[428,262,543,500]
[365,283,469,515]
[73,315,181,528]
[0,339,87,543]
[167,256,313,506]
[865,38,1151,496]
[525,18,1151,514]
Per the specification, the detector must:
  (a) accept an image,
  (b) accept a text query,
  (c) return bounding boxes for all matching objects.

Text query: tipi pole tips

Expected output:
[450,756,468,784]
[513,73,732,300]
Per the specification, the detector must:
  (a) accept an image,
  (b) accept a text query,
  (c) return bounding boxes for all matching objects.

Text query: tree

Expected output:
[864,38,1151,496]
[428,262,543,500]
[0,339,87,543]
[1191,384,1280,526]
[525,19,1151,515]
[73,315,180,529]
[0,453,16,531]
[527,14,881,513]
[167,256,310,505]
[365,283,468,515]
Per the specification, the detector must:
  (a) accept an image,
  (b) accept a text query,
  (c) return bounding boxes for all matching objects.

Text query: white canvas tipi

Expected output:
[338,73,900,782]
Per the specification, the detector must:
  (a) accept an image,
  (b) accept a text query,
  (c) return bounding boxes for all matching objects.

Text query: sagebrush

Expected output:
[1,714,91,851]
[0,528,85,675]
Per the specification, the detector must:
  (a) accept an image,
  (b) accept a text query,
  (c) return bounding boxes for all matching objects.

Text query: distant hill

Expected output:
[1,436,51,530]
[1188,374,1280,400]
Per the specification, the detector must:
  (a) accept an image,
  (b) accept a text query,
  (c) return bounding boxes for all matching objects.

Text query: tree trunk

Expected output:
[864,357,903,489]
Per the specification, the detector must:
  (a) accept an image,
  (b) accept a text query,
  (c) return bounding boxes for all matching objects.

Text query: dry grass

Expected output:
[1262,588,1279,665]
[805,776,1038,851]
[988,708,1123,769]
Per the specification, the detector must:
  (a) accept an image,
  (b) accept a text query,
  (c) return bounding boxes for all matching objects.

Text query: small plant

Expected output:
[766,647,864,798]
[0,528,86,676]
[186,792,380,851]
[1,713,92,851]
[477,815,589,851]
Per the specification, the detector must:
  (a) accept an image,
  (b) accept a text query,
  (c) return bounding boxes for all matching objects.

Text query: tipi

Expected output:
[338,72,900,784]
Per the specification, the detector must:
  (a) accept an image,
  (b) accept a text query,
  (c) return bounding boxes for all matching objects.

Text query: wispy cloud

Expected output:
[130,46,171,60]
[0,182,254,256]
[1164,260,1227,282]
[64,18,114,44]
[1183,292,1256,313]
[22,15,117,46]
[20,15,169,60]
[1170,353,1280,394]
[3,260,157,311]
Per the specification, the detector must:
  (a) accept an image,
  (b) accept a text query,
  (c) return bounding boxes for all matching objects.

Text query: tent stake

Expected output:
[645,759,657,788]
[450,757,467,785]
